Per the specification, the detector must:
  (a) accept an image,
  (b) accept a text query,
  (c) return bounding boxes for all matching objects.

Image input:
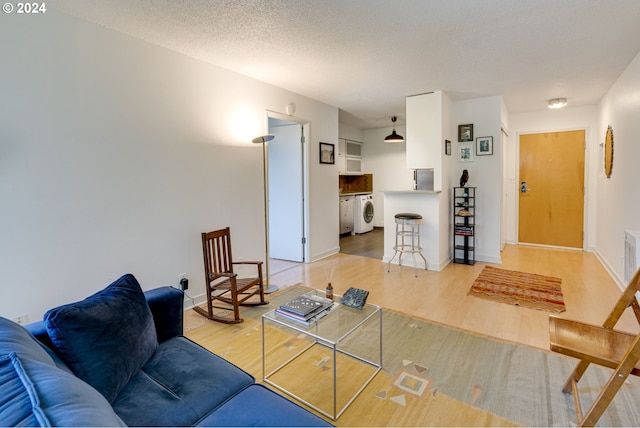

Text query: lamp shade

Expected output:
[385,116,404,143]
[385,130,405,143]
[252,134,275,144]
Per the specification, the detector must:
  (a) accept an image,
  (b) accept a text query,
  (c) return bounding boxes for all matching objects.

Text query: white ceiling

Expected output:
[54,0,640,129]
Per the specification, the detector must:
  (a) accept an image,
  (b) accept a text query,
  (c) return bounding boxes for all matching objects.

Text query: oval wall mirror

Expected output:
[604,126,614,178]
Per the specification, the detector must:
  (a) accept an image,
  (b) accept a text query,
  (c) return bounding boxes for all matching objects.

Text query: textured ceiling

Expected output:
[54,0,640,129]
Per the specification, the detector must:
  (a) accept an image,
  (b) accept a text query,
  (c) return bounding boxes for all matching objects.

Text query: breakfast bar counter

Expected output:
[382,190,449,271]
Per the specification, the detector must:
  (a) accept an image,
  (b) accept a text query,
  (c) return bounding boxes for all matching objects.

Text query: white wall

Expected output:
[0,9,338,321]
[451,96,503,263]
[595,51,640,286]
[362,126,410,228]
[338,123,364,142]
[508,106,599,249]
[440,93,454,262]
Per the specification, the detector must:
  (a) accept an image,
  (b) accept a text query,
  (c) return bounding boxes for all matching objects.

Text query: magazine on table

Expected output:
[279,294,333,317]
[276,300,339,326]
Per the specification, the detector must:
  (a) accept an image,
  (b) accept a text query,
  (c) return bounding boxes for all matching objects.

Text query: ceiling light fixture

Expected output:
[548,98,568,109]
[385,116,404,143]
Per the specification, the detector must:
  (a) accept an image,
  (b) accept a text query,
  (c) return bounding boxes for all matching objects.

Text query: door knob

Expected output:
[520,181,532,193]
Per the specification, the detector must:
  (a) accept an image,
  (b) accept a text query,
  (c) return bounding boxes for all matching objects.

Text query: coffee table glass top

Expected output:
[263,289,380,343]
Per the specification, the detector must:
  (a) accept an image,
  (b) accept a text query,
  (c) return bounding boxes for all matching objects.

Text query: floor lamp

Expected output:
[252,134,279,294]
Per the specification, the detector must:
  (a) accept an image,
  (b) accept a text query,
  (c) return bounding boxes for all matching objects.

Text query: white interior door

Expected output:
[268,120,304,262]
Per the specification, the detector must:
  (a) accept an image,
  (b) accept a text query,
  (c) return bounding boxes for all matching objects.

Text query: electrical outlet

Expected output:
[179,273,188,291]
[12,314,28,325]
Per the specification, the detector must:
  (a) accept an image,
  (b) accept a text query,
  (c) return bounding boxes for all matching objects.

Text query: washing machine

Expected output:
[354,194,374,234]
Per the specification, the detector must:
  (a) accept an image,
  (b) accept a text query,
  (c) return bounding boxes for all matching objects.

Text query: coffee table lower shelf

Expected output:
[262,297,382,421]
[264,340,380,420]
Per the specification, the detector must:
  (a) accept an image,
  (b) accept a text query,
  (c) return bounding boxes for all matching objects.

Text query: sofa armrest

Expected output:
[144,286,184,343]
[25,320,53,349]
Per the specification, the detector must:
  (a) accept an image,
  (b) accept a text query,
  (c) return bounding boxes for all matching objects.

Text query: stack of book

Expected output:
[454,225,474,235]
[275,294,335,326]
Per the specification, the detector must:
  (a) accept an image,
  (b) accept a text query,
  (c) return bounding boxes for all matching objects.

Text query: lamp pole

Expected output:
[252,134,279,293]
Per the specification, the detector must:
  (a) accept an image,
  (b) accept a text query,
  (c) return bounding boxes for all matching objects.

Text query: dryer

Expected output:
[354,194,374,234]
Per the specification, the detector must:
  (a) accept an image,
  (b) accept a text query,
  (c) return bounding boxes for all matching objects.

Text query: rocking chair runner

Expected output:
[193,227,268,324]
[549,268,640,426]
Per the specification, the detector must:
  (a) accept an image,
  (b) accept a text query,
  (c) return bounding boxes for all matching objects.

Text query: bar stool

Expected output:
[388,213,428,276]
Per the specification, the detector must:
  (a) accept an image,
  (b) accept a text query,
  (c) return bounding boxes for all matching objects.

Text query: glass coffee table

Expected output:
[262,289,382,420]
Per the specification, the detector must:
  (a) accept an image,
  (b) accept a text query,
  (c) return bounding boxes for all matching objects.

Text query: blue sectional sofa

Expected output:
[0,274,331,427]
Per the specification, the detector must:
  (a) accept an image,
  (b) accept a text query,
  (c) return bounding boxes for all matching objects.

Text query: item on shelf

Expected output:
[275,304,336,326]
[454,226,473,235]
[280,295,332,317]
[457,208,471,216]
[340,287,369,310]
[326,283,334,301]
[459,169,469,187]
[277,293,335,327]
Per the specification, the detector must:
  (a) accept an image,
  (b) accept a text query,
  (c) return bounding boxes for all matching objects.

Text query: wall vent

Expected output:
[624,230,640,282]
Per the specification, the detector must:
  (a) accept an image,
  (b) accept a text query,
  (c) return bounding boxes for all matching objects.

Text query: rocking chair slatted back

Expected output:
[203,227,234,277]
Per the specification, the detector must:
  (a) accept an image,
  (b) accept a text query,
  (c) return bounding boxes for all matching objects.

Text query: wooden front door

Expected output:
[518,130,585,248]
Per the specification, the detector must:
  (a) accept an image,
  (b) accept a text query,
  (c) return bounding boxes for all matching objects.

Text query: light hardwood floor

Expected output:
[269,244,638,350]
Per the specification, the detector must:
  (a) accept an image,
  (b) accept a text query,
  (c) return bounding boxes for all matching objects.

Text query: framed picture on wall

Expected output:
[319,142,335,164]
[476,136,493,155]
[458,124,474,142]
[458,143,474,162]
[445,139,451,155]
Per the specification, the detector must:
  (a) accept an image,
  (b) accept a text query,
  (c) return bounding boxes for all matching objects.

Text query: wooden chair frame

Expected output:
[549,268,640,426]
[193,227,268,324]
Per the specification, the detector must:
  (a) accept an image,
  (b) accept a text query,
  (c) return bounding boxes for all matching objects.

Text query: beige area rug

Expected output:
[468,265,566,313]
[186,286,640,427]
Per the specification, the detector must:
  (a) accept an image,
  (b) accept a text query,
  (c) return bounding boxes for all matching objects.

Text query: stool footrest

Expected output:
[394,245,423,252]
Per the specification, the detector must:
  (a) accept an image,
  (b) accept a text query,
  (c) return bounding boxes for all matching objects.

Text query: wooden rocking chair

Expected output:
[549,268,640,426]
[193,227,268,324]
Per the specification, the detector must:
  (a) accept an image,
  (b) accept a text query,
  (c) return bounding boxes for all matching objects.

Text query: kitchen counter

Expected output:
[382,189,448,271]
[340,192,372,196]
[383,190,441,194]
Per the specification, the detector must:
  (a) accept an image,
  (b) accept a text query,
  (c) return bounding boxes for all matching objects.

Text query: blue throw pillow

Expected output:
[44,274,158,402]
[0,352,126,427]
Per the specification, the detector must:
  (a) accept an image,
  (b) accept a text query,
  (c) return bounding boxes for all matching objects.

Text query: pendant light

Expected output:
[385,116,404,143]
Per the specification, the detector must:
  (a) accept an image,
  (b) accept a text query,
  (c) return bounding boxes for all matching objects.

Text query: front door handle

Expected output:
[521,181,532,193]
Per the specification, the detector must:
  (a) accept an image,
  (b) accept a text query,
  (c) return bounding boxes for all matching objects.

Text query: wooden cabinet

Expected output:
[453,187,475,265]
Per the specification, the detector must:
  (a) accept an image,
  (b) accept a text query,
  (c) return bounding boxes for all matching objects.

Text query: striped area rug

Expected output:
[468,265,565,312]
[187,285,640,426]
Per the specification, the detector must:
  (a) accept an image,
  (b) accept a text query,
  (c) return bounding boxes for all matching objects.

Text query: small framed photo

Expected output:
[458,124,474,142]
[476,136,493,155]
[445,139,451,156]
[319,142,335,164]
[458,143,474,162]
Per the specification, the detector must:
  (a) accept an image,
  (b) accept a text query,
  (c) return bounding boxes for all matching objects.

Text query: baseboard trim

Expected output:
[311,247,340,262]
[383,256,444,272]
[593,248,625,291]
